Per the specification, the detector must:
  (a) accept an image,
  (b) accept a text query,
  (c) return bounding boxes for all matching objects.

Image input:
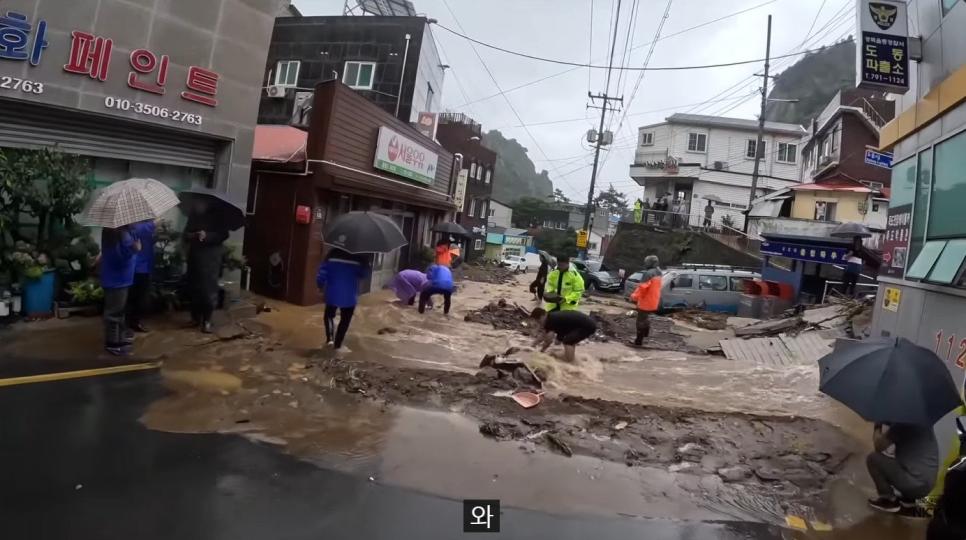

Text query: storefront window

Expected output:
[890,158,917,207]
[928,130,966,238]
[910,149,934,262]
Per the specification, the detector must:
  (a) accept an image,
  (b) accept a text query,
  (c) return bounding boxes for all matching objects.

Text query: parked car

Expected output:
[572,259,621,293]
[500,255,528,273]
[623,264,760,314]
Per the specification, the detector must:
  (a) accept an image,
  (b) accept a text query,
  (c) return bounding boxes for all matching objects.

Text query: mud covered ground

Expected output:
[464,300,703,353]
[454,263,520,284]
[319,352,853,509]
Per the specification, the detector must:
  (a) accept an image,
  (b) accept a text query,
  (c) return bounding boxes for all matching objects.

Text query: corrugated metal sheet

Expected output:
[0,99,218,170]
[720,332,832,366]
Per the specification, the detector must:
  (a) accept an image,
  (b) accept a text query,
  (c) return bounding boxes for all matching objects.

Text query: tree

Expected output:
[551,188,571,204]
[510,196,551,228]
[534,228,577,259]
[595,184,629,217]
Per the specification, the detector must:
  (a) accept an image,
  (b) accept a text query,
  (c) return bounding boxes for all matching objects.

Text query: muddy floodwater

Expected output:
[0,273,924,537]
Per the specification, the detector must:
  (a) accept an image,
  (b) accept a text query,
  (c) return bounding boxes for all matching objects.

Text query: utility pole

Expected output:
[582,91,622,259]
[745,14,772,234]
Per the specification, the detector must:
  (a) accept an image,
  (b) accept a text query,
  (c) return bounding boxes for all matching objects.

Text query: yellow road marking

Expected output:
[0,362,162,387]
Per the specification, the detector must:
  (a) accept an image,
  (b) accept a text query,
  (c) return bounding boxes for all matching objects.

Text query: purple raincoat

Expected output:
[387,269,427,303]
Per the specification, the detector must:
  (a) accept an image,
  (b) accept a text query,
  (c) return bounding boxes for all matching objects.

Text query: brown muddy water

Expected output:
[0,274,923,537]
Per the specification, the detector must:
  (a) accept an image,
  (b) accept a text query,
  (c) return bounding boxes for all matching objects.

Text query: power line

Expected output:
[801,0,828,47]
[439,0,585,199]
[432,22,829,73]
[587,0,595,95]
[451,0,779,109]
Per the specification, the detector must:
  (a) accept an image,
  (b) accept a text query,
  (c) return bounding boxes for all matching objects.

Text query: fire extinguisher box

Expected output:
[295,205,311,224]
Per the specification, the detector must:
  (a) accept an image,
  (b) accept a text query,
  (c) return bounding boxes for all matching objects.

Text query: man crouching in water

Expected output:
[529,307,598,363]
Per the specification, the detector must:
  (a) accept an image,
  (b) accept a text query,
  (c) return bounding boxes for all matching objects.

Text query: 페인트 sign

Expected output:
[373,126,439,185]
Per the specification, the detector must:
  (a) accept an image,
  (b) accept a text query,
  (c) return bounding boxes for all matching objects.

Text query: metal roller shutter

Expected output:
[0,99,219,170]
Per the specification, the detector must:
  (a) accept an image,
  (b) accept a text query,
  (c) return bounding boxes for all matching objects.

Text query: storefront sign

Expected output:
[864,146,893,169]
[761,240,849,264]
[856,0,909,93]
[415,112,438,140]
[1,10,221,125]
[881,203,911,278]
[576,229,589,248]
[373,126,439,185]
[882,286,901,312]
[453,169,469,212]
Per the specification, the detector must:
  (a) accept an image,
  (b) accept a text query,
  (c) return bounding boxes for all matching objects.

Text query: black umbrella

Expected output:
[433,221,470,237]
[178,187,246,231]
[819,337,963,425]
[323,211,407,254]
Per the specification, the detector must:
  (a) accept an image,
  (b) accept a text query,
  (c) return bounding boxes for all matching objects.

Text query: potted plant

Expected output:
[60,278,104,317]
[6,241,56,317]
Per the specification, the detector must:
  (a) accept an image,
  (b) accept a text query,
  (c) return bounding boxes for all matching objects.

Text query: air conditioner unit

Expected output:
[713,161,727,170]
[266,85,287,99]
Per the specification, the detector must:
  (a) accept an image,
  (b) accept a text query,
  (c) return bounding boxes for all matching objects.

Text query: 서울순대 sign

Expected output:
[0,10,220,127]
[373,126,439,185]
[856,0,909,93]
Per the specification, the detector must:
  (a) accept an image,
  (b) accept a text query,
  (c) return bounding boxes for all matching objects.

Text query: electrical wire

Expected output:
[432,22,831,73]
[587,0,595,95]
[451,0,779,109]
[439,0,585,199]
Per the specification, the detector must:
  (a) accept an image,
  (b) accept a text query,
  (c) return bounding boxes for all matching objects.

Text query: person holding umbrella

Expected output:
[316,248,368,352]
[100,225,141,355]
[127,219,156,332]
[81,178,180,355]
[818,337,963,515]
[183,199,229,333]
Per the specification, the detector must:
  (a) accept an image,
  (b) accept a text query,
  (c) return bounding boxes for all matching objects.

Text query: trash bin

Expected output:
[23,269,56,317]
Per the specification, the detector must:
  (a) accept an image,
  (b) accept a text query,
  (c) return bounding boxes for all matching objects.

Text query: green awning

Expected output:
[926,239,966,284]
[906,240,947,279]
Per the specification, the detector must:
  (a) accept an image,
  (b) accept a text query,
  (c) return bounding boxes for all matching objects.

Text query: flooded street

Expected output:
[0,274,924,537]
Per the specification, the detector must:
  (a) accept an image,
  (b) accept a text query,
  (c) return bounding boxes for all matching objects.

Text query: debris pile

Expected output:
[464,299,532,330]
[455,263,518,284]
[669,309,729,330]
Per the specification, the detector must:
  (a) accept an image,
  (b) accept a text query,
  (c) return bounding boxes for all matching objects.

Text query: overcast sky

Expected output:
[296,0,857,201]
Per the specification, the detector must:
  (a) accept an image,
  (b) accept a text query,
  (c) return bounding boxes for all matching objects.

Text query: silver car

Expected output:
[624,265,760,314]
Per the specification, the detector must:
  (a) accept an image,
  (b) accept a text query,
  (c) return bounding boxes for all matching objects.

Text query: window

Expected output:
[671,274,694,288]
[484,168,492,184]
[274,60,300,87]
[814,201,837,221]
[777,142,797,164]
[469,162,478,179]
[474,239,483,250]
[928,130,966,238]
[746,139,759,159]
[640,132,654,146]
[911,149,934,261]
[907,240,945,279]
[478,200,486,218]
[831,125,840,152]
[588,242,598,250]
[872,203,881,212]
[687,133,707,153]
[803,148,813,170]
[698,275,729,291]
[468,198,477,216]
[342,61,375,90]
[928,239,966,284]
[489,207,495,217]
[820,137,831,158]
[943,0,960,16]
[730,276,748,292]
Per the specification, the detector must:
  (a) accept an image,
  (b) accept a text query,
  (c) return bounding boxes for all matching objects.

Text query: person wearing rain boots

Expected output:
[630,255,662,347]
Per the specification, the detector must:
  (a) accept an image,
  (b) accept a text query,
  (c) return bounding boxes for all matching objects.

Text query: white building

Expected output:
[487,199,513,229]
[628,113,806,229]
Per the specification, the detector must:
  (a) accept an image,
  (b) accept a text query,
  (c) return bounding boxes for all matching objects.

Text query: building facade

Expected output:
[870,0,966,496]
[487,199,513,230]
[435,113,495,262]
[245,81,457,305]
[629,113,806,229]
[258,15,444,126]
[0,0,277,223]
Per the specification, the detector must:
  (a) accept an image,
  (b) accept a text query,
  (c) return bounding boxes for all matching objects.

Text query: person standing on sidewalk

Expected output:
[703,201,715,229]
[184,205,229,334]
[630,255,662,347]
[543,255,584,312]
[867,422,938,514]
[316,249,368,352]
[100,225,141,356]
[127,219,155,333]
[419,263,454,315]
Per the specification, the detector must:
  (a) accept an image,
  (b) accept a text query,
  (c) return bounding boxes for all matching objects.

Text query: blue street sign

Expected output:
[864,147,893,169]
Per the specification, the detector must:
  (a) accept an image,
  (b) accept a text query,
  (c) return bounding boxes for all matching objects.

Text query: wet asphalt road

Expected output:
[0,371,784,540]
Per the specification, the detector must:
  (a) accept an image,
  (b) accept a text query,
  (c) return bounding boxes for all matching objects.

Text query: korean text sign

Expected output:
[856,0,909,93]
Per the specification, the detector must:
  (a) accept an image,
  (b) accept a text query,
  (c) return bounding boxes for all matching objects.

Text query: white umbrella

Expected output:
[80,178,179,228]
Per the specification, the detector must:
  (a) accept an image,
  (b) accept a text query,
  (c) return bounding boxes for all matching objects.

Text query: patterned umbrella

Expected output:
[81,178,179,228]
